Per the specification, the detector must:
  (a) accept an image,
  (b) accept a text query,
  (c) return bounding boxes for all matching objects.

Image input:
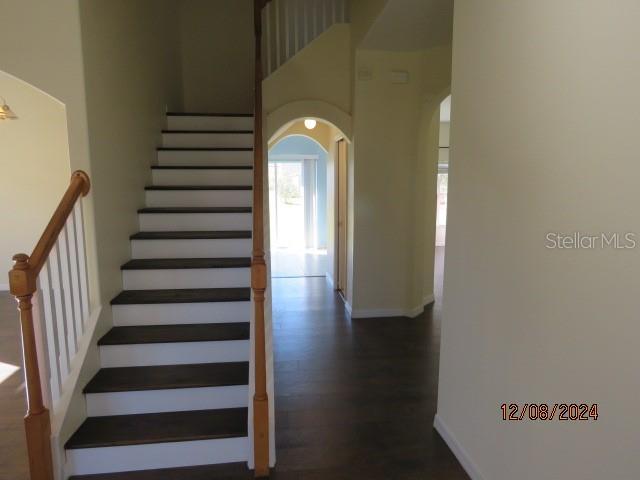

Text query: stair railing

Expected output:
[262,0,350,77]
[8,170,91,480]
[253,1,270,477]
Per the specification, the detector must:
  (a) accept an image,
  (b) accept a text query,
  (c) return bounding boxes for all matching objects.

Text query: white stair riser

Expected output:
[122,268,250,290]
[145,190,252,208]
[152,169,253,186]
[167,116,253,131]
[158,150,253,167]
[100,340,250,367]
[112,302,251,326]
[139,213,252,231]
[131,239,252,259]
[66,437,248,476]
[162,133,253,149]
[86,385,249,416]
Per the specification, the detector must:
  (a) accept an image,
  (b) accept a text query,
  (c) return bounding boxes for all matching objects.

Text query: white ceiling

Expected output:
[361,0,453,51]
[440,95,451,123]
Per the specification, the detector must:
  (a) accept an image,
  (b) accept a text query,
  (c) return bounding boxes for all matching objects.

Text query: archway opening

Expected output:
[267,117,351,297]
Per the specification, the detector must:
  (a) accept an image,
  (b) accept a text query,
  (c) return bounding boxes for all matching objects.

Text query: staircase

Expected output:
[65,113,257,478]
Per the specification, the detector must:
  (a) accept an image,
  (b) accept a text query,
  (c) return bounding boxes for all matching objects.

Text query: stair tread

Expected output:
[145,185,252,190]
[68,462,251,480]
[121,258,251,270]
[98,323,250,345]
[167,112,253,117]
[130,230,251,240]
[158,147,252,151]
[138,207,252,213]
[111,287,250,305]
[84,362,249,393]
[151,165,252,170]
[162,130,253,134]
[65,408,248,449]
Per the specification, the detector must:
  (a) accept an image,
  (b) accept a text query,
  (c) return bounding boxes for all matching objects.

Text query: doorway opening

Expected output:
[436,95,450,248]
[268,145,326,278]
[267,118,351,298]
[434,95,451,299]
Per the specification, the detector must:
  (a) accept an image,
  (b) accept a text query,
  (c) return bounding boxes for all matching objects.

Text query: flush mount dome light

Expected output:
[304,118,317,130]
[0,98,17,120]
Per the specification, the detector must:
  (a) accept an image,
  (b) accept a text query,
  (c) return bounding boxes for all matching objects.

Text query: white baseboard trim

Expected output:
[344,300,353,317]
[325,272,334,289]
[349,306,420,319]
[0,283,9,291]
[433,414,485,480]
[423,293,435,306]
[348,294,435,319]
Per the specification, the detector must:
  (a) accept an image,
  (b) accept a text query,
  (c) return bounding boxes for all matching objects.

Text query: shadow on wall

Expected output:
[0,70,71,287]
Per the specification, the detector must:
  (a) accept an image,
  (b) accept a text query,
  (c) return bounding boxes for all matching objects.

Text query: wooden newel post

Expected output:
[9,254,54,480]
[253,0,271,477]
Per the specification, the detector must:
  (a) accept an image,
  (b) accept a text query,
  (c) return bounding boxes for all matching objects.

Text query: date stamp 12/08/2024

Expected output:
[501,403,599,422]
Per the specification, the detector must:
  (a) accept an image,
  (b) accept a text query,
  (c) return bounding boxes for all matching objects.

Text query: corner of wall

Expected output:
[433,414,486,480]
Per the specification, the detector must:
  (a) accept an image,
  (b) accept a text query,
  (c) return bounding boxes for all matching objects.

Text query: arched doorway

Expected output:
[267,117,351,298]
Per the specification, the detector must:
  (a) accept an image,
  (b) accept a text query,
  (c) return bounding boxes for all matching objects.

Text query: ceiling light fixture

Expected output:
[0,97,18,120]
[304,118,317,130]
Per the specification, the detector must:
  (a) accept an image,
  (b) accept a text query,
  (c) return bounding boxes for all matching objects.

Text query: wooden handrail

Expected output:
[8,170,91,480]
[252,0,270,477]
[28,170,91,275]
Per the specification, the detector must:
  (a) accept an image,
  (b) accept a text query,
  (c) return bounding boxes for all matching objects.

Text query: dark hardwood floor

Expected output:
[0,291,29,480]
[269,247,468,479]
[0,247,465,479]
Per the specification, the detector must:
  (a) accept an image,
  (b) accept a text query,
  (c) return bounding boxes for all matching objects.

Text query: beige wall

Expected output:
[264,24,353,295]
[0,0,99,305]
[264,24,352,121]
[1,0,183,465]
[350,46,451,316]
[79,0,183,304]
[0,72,71,286]
[179,0,254,113]
[437,1,640,478]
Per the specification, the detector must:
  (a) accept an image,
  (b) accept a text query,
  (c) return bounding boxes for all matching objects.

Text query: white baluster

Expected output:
[265,1,272,76]
[304,0,310,45]
[66,214,84,342]
[57,227,77,356]
[284,0,291,62]
[48,249,70,383]
[36,268,61,404]
[275,0,281,69]
[293,0,299,54]
[74,202,90,324]
[323,0,328,33]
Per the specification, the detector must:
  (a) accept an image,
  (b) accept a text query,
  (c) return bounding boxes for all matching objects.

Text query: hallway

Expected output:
[271,246,468,478]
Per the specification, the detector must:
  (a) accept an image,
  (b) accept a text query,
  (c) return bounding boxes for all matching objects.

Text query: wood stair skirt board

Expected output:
[62,112,260,478]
